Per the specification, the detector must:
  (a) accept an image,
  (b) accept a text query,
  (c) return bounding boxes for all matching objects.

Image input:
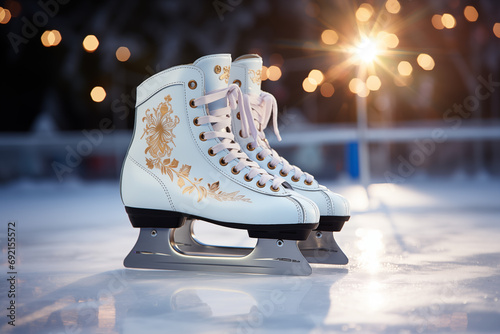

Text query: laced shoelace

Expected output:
[193,84,284,189]
[243,91,314,183]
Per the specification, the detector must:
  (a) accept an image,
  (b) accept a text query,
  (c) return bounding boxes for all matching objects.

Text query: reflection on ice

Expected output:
[355,228,384,274]
[173,288,255,317]
[1,179,499,333]
[98,295,116,330]
[10,269,345,334]
[366,281,385,311]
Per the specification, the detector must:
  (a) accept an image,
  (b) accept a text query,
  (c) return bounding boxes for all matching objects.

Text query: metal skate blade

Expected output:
[174,220,348,265]
[124,227,311,276]
[173,219,253,256]
[297,230,348,265]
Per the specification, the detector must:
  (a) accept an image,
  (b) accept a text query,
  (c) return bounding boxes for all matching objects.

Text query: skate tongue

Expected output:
[232,55,283,142]
[193,54,232,111]
[231,54,263,95]
[193,54,232,92]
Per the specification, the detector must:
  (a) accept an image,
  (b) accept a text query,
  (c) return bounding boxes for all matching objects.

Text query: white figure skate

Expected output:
[172,55,351,265]
[120,54,320,275]
[228,54,350,265]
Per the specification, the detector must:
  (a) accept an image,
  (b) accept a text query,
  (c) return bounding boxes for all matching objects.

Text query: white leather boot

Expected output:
[120,54,319,275]
[228,54,351,264]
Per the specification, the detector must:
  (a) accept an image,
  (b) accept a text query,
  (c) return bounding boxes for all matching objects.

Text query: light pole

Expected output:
[350,37,380,191]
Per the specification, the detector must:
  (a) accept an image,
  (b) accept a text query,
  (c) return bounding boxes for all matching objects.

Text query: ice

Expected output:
[0,178,499,333]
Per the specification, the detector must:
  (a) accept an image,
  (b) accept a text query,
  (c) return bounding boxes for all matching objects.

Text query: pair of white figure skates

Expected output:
[120,54,350,276]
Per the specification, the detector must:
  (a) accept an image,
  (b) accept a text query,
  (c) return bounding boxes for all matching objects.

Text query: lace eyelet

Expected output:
[256,154,264,161]
[208,148,216,156]
[214,65,221,74]
[193,117,200,126]
[291,176,300,182]
[267,162,276,170]
[199,132,206,141]
[189,99,196,108]
[247,143,255,151]
[239,130,244,138]
[270,185,280,192]
[219,157,228,166]
[256,181,265,188]
[236,112,241,120]
[233,79,242,87]
[188,80,197,90]
[231,166,240,175]
[279,170,288,177]
[244,174,253,182]
[304,179,313,186]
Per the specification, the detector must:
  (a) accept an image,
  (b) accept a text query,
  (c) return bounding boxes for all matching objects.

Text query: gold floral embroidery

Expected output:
[141,95,180,158]
[142,95,251,203]
[219,66,230,83]
[248,69,262,84]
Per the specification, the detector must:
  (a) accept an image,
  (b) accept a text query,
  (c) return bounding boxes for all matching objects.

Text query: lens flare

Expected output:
[353,37,380,64]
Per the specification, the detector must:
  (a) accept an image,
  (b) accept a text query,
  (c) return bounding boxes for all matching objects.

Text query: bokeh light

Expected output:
[302,77,317,93]
[464,6,478,22]
[308,69,324,85]
[385,0,401,14]
[349,77,369,97]
[441,13,456,29]
[432,14,444,30]
[261,65,268,81]
[417,53,435,70]
[41,30,62,47]
[41,31,51,47]
[494,23,500,38]
[349,78,361,94]
[320,82,335,97]
[398,61,413,76]
[358,87,370,97]
[116,46,131,62]
[90,86,106,102]
[267,65,282,81]
[51,30,62,46]
[380,32,399,48]
[321,29,339,45]
[366,75,381,91]
[0,8,11,24]
[83,35,99,53]
[356,3,374,22]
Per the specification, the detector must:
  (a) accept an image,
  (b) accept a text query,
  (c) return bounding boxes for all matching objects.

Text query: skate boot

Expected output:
[120,54,319,275]
[228,54,350,265]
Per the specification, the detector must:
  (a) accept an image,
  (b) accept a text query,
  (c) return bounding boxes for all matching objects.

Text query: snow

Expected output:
[0,178,499,333]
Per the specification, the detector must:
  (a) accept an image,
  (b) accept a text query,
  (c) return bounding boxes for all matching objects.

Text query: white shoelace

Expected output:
[193,84,284,189]
[243,91,315,183]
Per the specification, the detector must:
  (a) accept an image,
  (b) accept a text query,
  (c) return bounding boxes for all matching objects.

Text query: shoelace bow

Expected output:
[193,84,284,189]
[243,91,314,183]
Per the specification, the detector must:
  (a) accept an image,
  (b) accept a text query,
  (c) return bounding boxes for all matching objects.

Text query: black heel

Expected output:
[125,207,185,228]
[317,216,350,232]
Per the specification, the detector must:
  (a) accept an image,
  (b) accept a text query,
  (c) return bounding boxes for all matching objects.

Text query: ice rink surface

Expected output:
[0,178,499,334]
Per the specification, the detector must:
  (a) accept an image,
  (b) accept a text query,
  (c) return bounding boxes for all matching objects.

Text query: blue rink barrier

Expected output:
[346,141,359,179]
